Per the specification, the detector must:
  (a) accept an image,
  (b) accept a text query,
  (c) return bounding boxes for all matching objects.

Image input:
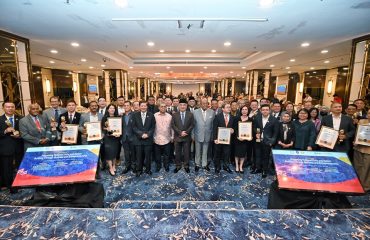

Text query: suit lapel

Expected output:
[328,116,334,128]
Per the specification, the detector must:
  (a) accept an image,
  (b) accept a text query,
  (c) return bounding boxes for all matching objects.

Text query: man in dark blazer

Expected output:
[213,103,236,174]
[172,98,194,173]
[131,101,156,176]
[252,104,279,178]
[58,99,82,145]
[187,96,198,113]
[121,101,135,174]
[320,102,355,154]
[0,101,24,193]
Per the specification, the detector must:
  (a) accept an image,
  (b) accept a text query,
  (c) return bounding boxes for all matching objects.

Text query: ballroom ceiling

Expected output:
[1,0,370,82]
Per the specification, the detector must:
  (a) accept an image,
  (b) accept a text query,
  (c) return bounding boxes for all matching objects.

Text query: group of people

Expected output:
[0,93,369,193]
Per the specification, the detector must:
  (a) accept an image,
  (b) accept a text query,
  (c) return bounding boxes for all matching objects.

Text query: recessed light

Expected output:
[147,41,155,47]
[310,67,315,70]
[155,72,160,75]
[270,64,275,68]
[50,49,58,54]
[49,60,55,64]
[343,67,348,70]
[285,67,290,69]
[9,51,14,54]
[288,71,292,74]
[224,41,231,46]
[241,67,246,69]
[313,71,317,73]
[129,66,133,69]
[324,60,330,64]
[89,66,94,69]
[290,59,295,62]
[81,58,87,62]
[211,49,217,53]
[71,42,79,47]
[159,49,165,53]
[204,66,208,69]
[306,73,310,75]
[166,66,171,69]
[101,64,106,67]
[140,71,143,74]
[301,42,310,47]
[185,49,191,53]
[321,50,329,54]
[230,71,233,74]
[200,71,204,74]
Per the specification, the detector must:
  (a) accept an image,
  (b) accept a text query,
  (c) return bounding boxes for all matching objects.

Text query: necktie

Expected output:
[9,117,14,127]
[69,114,73,123]
[125,114,129,126]
[55,109,59,120]
[167,107,171,113]
[34,117,41,132]
[225,114,229,126]
[181,112,185,125]
[100,109,103,114]
[203,110,207,121]
[142,113,146,125]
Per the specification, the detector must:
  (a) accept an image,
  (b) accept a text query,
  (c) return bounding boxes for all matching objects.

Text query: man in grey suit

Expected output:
[78,101,103,145]
[193,98,215,172]
[42,96,66,145]
[19,103,56,151]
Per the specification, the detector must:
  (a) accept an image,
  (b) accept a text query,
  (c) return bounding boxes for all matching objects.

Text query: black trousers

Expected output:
[214,144,231,170]
[174,141,191,168]
[154,143,170,169]
[122,139,135,169]
[255,142,272,171]
[0,155,14,188]
[135,145,152,172]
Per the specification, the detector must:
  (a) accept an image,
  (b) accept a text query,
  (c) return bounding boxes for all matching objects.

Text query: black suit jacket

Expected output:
[171,111,194,142]
[121,111,134,142]
[131,111,156,145]
[58,112,82,144]
[253,114,279,145]
[320,114,355,152]
[0,114,24,156]
[212,112,237,141]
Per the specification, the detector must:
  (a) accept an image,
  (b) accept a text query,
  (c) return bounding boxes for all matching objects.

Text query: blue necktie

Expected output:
[181,112,185,125]
[55,109,59,120]
[9,117,14,127]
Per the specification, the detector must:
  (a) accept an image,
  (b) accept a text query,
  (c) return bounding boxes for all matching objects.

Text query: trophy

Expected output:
[83,123,88,136]
[60,116,67,131]
[338,129,345,143]
[256,128,261,143]
[5,119,19,136]
[50,117,57,131]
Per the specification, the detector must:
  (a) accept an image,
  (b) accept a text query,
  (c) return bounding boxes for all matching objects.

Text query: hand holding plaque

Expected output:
[316,126,339,149]
[107,117,122,137]
[238,122,252,141]
[354,124,370,146]
[217,127,232,145]
[61,124,78,144]
[86,122,102,141]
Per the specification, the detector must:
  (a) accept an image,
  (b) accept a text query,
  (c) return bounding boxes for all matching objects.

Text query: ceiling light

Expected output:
[224,41,231,47]
[129,66,133,69]
[270,64,275,68]
[242,67,246,69]
[321,50,329,54]
[343,67,348,70]
[200,71,204,74]
[89,66,94,69]
[301,42,310,47]
[140,71,143,74]
[204,66,208,69]
[259,0,274,8]
[185,49,191,53]
[71,42,79,47]
[313,71,317,73]
[101,64,106,67]
[166,66,171,69]
[285,66,290,69]
[50,49,58,54]
[310,67,315,70]
[147,41,155,47]
[290,59,295,62]
[81,58,87,62]
[114,0,128,8]
[288,71,292,74]
[159,49,165,53]
[49,60,55,64]
[211,49,217,53]
[324,60,330,64]
[155,72,160,75]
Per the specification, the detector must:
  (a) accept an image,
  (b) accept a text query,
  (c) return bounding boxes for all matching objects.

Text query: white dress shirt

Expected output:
[332,114,341,131]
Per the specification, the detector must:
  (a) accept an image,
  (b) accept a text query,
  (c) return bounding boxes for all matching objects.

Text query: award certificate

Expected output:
[61,124,78,144]
[217,127,232,145]
[315,126,338,149]
[238,122,252,140]
[108,117,122,135]
[355,123,370,146]
[86,122,102,141]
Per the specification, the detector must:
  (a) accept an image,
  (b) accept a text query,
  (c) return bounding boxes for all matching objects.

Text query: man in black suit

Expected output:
[252,104,279,178]
[187,96,198,113]
[0,101,24,193]
[271,102,282,121]
[131,101,156,176]
[320,102,355,154]
[58,99,82,145]
[121,101,135,174]
[172,98,194,173]
[213,103,235,174]
[147,96,159,114]
[354,99,367,119]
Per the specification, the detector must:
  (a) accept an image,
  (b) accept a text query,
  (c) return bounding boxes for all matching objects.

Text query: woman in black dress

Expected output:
[234,105,252,173]
[275,111,295,149]
[101,104,121,176]
[292,109,316,151]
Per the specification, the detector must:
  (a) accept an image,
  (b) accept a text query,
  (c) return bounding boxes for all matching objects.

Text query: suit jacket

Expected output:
[253,114,279,146]
[172,111,194,142]
[192,108,215,143]
[19,114,55,150]
[212,112,237,141]
[121,111,134,142]
[321,114,355,152]
[165,106,178,115]
[78,112,103,144]
[187,106,198,113]
[147,104,159,114]
[58,111,82,144]
[0,114,24,156]
[131,111,156,145]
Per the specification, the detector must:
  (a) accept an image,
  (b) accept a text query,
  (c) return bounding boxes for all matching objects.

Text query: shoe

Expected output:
[262,171,267,178]
[156,167,161,172]
[165,167,169,172]
[240,170,244,174]
[223,166,232,173]
[204,166,210,172]
[146,170,152,175]
[235,170,239,173]
[136,171,142,177]
[121,167,131,174]
[251,169,262,174]
[174,168,181,173]
[195,166,200,172]
[215,168,220,173]
[185,168,190,173]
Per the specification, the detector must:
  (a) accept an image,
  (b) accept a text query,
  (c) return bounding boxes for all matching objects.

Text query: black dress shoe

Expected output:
[165,167,169,172]
[223,166,232,173]
[146,170,152,175]
[251,169,262,174]
[195,166,200,172]
[122,167,131,174]
[204,166,210,171]
[262,171,267,178]
[235,170,240,173]
[156,167,161,172]
[174,168,181,173]
[215,168,220,173]
[185,168,190,173]
[136,171,142,177]
[240,170,244,174]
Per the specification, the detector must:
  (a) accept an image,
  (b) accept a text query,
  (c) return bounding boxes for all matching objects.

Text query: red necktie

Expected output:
[34,117,41,132]
[225,114,229,126]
